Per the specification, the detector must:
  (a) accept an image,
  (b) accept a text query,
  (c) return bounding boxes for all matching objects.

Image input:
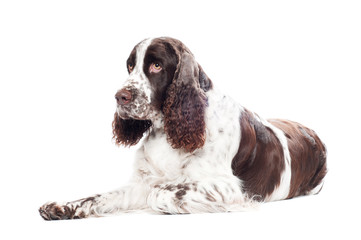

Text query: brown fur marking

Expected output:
[269,119,327,198]
[231,109,285,200]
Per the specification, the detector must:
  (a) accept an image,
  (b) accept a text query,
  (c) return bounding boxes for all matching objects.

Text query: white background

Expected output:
[1,0,360,239]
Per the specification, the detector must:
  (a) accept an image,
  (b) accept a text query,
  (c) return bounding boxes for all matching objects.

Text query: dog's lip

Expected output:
[116,111,150,121]
[116,111,131,120]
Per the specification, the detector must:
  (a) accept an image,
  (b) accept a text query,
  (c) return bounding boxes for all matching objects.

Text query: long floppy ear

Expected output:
[112,113,152,147]
[163,51,208,152]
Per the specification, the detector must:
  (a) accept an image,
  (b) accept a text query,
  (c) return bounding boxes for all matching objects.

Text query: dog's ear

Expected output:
[163,51,208,152]
[198,64,213,92]
[112,113,152,147]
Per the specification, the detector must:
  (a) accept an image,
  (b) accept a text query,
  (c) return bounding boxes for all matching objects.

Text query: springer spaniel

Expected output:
[39,37,327,220]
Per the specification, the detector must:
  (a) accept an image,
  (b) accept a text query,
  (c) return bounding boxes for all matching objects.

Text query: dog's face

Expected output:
[115,38,178,120]
[113,37,212,151]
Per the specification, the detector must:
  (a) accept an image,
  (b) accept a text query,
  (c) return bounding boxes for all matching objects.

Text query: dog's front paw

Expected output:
[39,202,74,221]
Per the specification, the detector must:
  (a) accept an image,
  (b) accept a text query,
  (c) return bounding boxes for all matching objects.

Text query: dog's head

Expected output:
[113,37,212,152]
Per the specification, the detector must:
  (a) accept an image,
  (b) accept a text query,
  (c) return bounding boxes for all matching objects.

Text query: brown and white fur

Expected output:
[39,37,327,220]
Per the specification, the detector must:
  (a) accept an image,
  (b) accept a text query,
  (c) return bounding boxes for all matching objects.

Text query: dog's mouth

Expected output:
[116,106,153,121]
[116,111,131,120]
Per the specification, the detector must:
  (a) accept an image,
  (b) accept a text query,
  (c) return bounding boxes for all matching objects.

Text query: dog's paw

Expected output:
[39,202,74,221]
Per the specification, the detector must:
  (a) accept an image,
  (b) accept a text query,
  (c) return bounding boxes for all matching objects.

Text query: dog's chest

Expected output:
[142,130,186,179]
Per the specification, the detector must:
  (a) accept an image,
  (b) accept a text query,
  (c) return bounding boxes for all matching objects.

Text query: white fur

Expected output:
[131,38,153,103]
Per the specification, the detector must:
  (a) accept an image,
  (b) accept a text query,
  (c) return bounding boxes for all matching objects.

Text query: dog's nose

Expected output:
[115,89,132,105]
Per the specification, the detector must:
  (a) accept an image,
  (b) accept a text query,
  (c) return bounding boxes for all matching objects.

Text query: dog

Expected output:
[39,37,327,220]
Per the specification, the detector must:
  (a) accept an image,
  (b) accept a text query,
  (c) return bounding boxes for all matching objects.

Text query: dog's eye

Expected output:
[128,63,134,72]
[149,63,162,73]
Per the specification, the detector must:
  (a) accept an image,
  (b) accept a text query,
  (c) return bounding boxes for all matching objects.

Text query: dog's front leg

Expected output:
[147,179,246,214]
[39,183,149,220]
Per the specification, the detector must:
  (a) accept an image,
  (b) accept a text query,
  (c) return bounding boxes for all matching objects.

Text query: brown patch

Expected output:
[39,202,74,221]
[198,64,213,92]
[165,184,176,191]
[73,195,99,207]
[62,205,76,219]
[175,189,187,200]
[269,119,327,198]
[173,183,192,200]
[80,196,97,206]
[77,211,86,219]
[39,195,101,221]
[231,109,285,200]
[176,184,190,191]
[112,113,152,147]
[161,38,211,153]
[181,163,188,169]
[143,38,179,111]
